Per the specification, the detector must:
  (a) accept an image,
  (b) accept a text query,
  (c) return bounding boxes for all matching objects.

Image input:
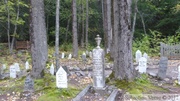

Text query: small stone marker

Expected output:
[2,64,6,70]
[62,53,65,59]
[68,54,72,59]
[82,52,86,62]
[157,57,168,79]
[135,50,142,63]
[24,75,34,92]
[138,57,147,73]
[178,66,180,85]
[92,35,105,89]
[89,51,92,58]
[14,63,20,72]
[56,66,68,88]
[143,52,148,60]
[50,63,54,75]
[25,61,29,70]
[10,65,16,78]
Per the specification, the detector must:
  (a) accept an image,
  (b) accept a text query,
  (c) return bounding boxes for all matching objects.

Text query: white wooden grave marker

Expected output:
[135,50,142,63]
[10,65,16,78]
[25,61,29,70]
[138,57,147,73]
[50,63,54,75]
[56,66,67,88]
[68,54,72,59]
[143,52,148,60]
[14,63,20,72]
[62,53,65,59]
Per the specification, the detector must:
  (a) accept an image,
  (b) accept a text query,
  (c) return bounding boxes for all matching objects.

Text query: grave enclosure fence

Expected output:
[160,42,180,60]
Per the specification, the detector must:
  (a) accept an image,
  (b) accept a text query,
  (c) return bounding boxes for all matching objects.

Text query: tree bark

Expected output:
[30,0,48,78]
[55,0,60,73]
[81,4,85,48]
[113,0,136,81]
[72,0,78,58]
[85,0,89,49]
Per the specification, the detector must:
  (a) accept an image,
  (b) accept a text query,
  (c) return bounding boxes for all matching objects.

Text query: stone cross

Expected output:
[24,75,34,92]
[56,66,68,88]
[157,57,168,79]
[178,66,180,85]
[62,53,65,59]
[143,52,148,60]
[92,35,105,89]
[14,63,20,72]
[138,57,147,73]
[25,61,29,70]
[50,63,54,75]
[10,65,16,78]
[135,50,142,63]
[68,54,72,59]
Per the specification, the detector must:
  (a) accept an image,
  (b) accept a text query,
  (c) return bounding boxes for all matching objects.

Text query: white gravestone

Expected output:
[92,35,105,89]
[50,63,54,75]
[138,57,147,73]
[82,52,86,62]
[14,63,20,72]
[178,66,180,85]
[62,53,65,59]
[143,52,148,60]
[25,61,29,70]
[56,66,68,88]
[136,50,142,63]
[68,54,72,59]
[89,51,92,58]
[10,65,16,78]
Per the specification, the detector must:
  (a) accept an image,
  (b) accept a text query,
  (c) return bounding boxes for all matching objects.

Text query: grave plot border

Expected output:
[160,42,180,59]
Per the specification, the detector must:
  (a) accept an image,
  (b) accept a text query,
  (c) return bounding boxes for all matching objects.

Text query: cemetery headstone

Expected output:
[143,52,148,60]
[50,63,54,75]
[56,66,68,88]
[14,63,20,72]
[178,66,180,85]
[10,65,16,78]
[92,35,105,89]
[138,57,147,73]
[68,54,72,59]
[82,52,86,62]
[62,53,65,59]
[89,51,92,58]
[135,50,142,63]
[86,50,89,56]
[2,64,6,70]
[25,61,29,70]
[24,75,34,92]
[157,57,168,79]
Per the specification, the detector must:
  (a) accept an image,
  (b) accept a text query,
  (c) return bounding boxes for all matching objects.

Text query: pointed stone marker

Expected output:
[56,66,68,88]
[14,63,20,72]
[62,53,65,59]
[143,52,148,60]
[136,50,142,63]
[50,63,54,75]
[25,61,29,70]
[10,65,16,78]
[68,54,72,59]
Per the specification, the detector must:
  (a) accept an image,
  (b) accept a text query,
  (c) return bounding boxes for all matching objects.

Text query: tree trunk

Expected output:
[65,19,70,42]
[85,0,89,49]
[55,0,60,73]
[113,0,136,81]
[81,4,85,48]
[72,0,78,58]
[103,0,108,53]
[30,0,48,78]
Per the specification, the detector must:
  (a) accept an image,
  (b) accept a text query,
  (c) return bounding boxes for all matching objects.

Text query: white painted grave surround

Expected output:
[68,54,72,59]
[25,61,29,70]
[178,66,180,85]
[50,63,54,75]
[14,63,20,72]
[138,57,147,73]
[143,52,148,60]
[92,35,105,89]
[62,53,65,59]
[136,50,142,63]
[56,66,68,88]
[10,65,16,78]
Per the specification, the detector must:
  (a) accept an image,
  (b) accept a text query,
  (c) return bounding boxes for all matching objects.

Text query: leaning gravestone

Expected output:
[135,50,142,63]
[56,66,67,88]
[138,57,147,73]
[157,57,168,79]
[50,63,54,75]
[25,61,29,70]
[14,63,20,72]
[24,75,34,92]
[178,66,180,85]
[92,35,105,89]
[10,65,16,78]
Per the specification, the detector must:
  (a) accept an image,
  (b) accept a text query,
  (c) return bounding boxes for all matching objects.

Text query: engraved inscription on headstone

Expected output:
[157,57,168,79]
[92,35,105,89]
[25,61,29,70]
[10,65,16,78]
[50,63,54,75]
[56,66,67,88]
[136,50,142,63]
[24,75,34,92]
[138,57,147,73]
